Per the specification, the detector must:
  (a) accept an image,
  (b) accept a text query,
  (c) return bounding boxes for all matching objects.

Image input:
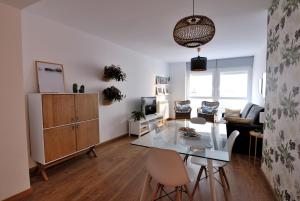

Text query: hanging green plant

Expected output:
[103,86,125,104]
[103,64,127,81]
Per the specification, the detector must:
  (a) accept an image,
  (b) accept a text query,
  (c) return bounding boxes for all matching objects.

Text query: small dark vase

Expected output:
[73,83,78,93]
[79,85,85,93]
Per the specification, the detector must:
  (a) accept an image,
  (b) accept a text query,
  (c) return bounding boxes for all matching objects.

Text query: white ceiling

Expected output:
[23,0,271,62]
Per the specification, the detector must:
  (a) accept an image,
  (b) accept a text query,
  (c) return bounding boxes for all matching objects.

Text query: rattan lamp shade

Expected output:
[173,15,215,48]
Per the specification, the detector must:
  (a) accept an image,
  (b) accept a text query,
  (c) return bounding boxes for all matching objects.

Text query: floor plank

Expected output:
[26,136,275,201]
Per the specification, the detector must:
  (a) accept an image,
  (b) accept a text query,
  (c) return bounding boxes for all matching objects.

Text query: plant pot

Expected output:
[103,98,113,105]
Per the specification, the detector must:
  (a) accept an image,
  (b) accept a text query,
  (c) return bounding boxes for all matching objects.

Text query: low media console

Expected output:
[128,113,164,137]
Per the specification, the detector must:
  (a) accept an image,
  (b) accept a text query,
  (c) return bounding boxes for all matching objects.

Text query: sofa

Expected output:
[225,103,264,155]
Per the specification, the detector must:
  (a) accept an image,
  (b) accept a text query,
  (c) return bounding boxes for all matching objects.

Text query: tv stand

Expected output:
[128,113,164,137]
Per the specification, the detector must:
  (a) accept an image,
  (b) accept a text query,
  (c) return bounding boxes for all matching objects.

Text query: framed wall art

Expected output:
[36,61,65,93]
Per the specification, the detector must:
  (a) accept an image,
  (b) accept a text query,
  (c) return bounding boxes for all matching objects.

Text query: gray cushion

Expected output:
[241,103,253,118]
[246,104,264,123]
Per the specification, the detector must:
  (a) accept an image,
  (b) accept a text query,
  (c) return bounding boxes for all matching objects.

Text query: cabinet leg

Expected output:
[87,147,97,158]
[37,163,48,181]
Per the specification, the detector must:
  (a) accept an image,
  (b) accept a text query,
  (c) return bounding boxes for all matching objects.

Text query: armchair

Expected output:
[174,100,191,119]
[197,101,219,122]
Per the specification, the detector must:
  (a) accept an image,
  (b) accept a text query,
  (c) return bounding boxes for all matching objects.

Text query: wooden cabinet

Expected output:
[28,93,100,167]
[76,120,99,150]
[42,94,76,128]
[44,125,76,162]
[75,94,99,121]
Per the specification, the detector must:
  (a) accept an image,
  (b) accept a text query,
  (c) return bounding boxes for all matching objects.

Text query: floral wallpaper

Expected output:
[262,0,300,201]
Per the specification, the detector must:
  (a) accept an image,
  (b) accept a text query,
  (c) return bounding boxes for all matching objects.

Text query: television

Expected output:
[141,97,157,115]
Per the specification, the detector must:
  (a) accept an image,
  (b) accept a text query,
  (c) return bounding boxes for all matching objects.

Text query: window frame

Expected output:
[187,66,252,105]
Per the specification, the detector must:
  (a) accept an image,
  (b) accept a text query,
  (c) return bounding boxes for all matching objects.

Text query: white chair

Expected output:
[140,148,193,201]
[190,130,240,196]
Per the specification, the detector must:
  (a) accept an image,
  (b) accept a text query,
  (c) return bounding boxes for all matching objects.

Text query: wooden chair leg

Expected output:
[219,167,226,189]
[151,183,162,201]
[140,174,151,201]
[176,187,182,201]
[192,166,204,197]
[220,167,230,190]
[204,166,208,178]
[184,185,193,201]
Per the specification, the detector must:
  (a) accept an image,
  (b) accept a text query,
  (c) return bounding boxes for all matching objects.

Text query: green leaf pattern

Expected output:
[262,0,300,200]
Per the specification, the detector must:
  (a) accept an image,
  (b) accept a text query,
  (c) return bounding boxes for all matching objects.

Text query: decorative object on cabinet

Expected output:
[131,111,146,121]
[155,76,170,84]
[103,64,126,81]
[156,86,164,96]
[73,83,78,93]
[129,114,164,137]
[155,76,170,96]
[28,93,100,180]
[36,61,65,93]
[102,86,125,104]
[79,85,85,93]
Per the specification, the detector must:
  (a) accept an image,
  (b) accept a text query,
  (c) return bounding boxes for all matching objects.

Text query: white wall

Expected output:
[22,12,169,167]
[0,3,30,200]
[169,62,187,118]
[251,46,267,106]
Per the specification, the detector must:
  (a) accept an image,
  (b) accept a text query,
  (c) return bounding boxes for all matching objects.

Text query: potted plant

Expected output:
[131,111,146,121]
[102,86,125,104]
[103,64,127,81]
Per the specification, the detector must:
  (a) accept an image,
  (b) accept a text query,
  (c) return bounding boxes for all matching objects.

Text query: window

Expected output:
[189,73,213,97]
[188,63,252,116]
[219,72,248,98]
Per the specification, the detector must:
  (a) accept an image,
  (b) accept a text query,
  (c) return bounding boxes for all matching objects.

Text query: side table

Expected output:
[249,131,264,162]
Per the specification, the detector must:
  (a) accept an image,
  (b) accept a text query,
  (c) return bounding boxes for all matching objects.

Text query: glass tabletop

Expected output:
[131,120,230,162]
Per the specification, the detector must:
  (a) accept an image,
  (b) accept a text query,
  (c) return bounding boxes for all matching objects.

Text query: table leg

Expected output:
[248,135,251,160]
[254,136,258,164]
[207,159,217,201]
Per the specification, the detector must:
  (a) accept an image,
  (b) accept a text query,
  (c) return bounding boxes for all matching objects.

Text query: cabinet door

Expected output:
[44,125,77,163]
[75,94,99,122]
[76,120,99,150]
[42,94,76,128]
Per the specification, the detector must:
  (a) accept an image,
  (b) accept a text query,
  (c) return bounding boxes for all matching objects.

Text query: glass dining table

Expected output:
[131,119,229,201]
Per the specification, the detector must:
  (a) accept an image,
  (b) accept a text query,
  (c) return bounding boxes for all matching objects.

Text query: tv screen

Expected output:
[141,97,157,115]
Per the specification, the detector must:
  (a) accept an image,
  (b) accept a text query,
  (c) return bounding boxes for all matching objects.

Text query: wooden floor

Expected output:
[27,136,275,201]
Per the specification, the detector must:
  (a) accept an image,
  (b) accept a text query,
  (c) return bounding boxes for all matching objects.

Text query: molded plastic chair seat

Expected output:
[140,148,193,201]
[146,148,190,186]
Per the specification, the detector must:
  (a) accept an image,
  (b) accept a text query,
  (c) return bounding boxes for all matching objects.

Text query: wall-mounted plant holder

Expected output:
[103,64,127,82]
[102,86,125,105]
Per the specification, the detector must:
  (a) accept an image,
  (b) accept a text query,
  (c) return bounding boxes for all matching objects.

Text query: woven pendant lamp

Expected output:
[173,0,215,48]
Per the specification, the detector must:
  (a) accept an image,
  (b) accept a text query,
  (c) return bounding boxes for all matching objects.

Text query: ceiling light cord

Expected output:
[192,0,195,16]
